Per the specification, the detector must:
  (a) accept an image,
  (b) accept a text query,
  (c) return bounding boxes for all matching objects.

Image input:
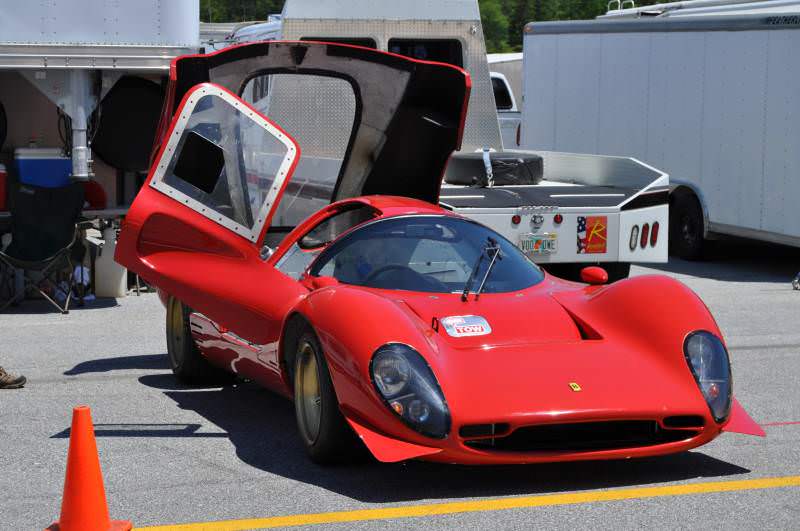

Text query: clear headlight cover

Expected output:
[684,331,732,422]
[370,343,450,438]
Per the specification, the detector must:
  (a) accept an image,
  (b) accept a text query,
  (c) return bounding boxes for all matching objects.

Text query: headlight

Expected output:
[683,331,732,422]
[370,343,450,438]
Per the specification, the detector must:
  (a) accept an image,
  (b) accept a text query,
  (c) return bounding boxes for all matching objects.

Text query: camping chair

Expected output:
[0,182,85,314]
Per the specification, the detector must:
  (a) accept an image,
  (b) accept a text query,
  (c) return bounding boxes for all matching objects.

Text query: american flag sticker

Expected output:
[577,215,608,254]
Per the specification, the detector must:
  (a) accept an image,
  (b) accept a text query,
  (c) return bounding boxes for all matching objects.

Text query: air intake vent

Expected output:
[459,423,510,438]
[663,415,705,429]
[464,420,699,453]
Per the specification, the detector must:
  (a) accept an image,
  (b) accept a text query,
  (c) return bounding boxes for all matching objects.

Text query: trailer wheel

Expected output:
[670,193,705,260]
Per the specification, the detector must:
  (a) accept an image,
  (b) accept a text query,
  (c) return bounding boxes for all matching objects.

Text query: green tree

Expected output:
[479,0,512,52]
[200,0,285,22]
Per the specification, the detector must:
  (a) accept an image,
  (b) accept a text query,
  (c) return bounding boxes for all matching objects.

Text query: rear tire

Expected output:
[670,192,705,260]
[166,296,227,384]
[293,328,363,464]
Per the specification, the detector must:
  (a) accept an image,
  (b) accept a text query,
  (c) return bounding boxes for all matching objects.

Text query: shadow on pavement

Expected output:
[65,353,169,375]
[138,375,751,504]
[641,240,799,284]
[51,422,229,438]
[1,297,119,315]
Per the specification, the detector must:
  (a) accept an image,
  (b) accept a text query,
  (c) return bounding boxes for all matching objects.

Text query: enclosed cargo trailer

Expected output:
[522,2,800,258]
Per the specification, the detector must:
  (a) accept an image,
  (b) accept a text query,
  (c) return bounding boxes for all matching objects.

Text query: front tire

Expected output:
[293,328,363,464]
[166,297,226,384]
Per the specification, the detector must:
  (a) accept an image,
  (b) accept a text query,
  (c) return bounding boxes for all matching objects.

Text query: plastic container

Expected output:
[94,226,127,298]
[0,164,7,211]
[14,148,72,188]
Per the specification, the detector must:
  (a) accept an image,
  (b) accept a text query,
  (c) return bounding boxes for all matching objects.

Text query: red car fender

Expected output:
[552,275,722,367]
[553,274,764,436]
[289,284,447,454]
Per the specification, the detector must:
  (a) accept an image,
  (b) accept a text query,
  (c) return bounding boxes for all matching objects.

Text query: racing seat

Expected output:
[0,182,86,313]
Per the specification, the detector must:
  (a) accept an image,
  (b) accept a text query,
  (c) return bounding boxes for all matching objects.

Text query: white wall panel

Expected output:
[762,31,800,234]
[596,34,650,158]
[522,35,559,150]
[554,35,601,154]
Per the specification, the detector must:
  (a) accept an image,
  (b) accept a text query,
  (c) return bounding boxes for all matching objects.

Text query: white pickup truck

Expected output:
[488,53,523,150]
[215,0,670,281]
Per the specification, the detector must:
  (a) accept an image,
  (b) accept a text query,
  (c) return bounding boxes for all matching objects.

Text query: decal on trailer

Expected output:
[440,315,492,338]
[577,216,607,254]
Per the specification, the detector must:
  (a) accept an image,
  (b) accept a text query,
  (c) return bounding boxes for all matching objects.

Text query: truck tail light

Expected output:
[650,221,660,247]
[640,223,650,249]
[511,214,521,225]
[629,225,639,251]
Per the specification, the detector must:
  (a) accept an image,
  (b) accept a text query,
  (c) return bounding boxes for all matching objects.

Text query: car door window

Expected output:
[240,73,358,229]
[151,83,298,242]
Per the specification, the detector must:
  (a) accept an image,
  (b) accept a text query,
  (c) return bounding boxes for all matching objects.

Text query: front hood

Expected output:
[164,41,470,204]
[393,288,583,349]
[386,286,707,424]
[439,340,708,425]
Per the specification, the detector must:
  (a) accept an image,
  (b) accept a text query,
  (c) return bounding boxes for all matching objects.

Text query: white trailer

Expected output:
[0,0,198,187]
[521,1,800,258]
[0,0,198,297]
[220,0,669,280]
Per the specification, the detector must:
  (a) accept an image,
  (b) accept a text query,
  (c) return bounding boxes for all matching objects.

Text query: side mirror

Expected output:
[302,275,339,290]
[580,266,608,285]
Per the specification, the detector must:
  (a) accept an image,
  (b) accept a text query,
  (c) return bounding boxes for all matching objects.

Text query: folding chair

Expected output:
[0,182,85,314]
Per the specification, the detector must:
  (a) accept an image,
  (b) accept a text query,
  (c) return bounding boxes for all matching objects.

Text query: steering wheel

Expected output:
[363,264,448,292]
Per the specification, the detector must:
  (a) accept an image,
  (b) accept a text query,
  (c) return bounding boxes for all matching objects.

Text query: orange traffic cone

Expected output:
[46,406,132,531]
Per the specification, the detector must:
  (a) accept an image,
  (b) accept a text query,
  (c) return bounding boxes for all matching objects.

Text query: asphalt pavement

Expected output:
[1,242,798,530]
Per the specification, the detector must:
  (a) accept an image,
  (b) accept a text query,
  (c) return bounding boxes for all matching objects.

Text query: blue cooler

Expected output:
[14,148,73,188]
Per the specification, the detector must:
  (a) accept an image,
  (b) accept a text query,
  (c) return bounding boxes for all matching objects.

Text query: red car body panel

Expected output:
[116,41,762,465]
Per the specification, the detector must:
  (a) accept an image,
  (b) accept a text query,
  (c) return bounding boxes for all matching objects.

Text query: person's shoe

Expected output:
[0,367,26,389]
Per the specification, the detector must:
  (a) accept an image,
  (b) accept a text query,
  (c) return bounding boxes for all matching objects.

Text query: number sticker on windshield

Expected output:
[440,315,492,337]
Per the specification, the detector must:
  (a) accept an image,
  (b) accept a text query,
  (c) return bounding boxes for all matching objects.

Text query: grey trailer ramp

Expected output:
[522,12,800,249]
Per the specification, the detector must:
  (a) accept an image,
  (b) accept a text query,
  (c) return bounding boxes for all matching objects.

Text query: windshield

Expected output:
[310,216,544,294]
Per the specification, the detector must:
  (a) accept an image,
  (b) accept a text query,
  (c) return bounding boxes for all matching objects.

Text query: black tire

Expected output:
[166,297,227,384]
[603,262,631,283]
[293,328,363,464]
[670,193,705,260]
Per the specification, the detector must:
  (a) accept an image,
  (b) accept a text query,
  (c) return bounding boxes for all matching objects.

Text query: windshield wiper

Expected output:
[461,238,501,302]
[475,238,501,300]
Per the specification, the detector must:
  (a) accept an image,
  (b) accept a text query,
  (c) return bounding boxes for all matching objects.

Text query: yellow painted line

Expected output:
[137,475,800,531]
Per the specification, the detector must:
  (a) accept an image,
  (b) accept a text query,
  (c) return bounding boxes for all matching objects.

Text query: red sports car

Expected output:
[116,41,763,465]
